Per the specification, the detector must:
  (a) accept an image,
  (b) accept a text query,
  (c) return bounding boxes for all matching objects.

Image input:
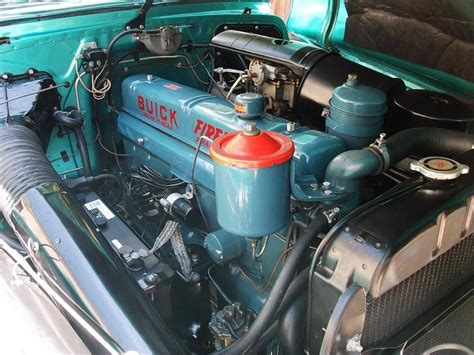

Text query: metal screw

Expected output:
[322,181,331,189]
[344,227,350,233]
[146,74,153,81]
[254,26,260,30]
[55,238,61,244]
[126,26,131,30]
[139,25,144,30]
[136,137,145,145]
[28,69,34,75]
[144,273,159,285]
[323,189,332,196]
[310,183,318,190]
[224,26,229,30]
[374,242,381,249]
[287,122,296,132]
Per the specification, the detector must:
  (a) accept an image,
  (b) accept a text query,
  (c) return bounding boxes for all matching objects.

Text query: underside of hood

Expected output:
[287,0,474,97]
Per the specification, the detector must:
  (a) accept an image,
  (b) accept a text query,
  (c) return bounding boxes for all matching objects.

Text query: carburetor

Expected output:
[248,59,300,116]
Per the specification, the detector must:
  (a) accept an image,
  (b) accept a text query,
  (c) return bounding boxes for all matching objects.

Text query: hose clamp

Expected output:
[369,133,390,173]
[323,207,340,224]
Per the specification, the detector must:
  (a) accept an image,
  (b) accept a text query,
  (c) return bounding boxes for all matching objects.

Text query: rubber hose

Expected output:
[54,110,92,176]
[73,127,93,176]
[246,321,278,355]
[212,214,330,355]
[0,125,60,215]
[279,292,308,355]
[386,128,474,165]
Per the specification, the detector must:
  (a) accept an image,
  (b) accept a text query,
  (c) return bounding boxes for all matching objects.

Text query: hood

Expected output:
[287,0,474,98]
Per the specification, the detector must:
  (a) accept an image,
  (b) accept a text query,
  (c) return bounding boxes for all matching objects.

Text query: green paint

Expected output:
[0,2,286,177]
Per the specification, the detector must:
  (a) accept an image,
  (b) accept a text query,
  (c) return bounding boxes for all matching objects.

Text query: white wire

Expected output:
[226,74,243,100]
[74,71,87,111]
[74,58,112,101]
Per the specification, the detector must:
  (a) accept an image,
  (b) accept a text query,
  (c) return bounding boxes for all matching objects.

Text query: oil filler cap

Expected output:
[410,156,469,180]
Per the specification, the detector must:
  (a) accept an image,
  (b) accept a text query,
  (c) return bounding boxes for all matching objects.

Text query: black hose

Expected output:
[279,292,308,355]
[73,127,93,176]
[212,214,330,355]
[386,127,474,164]
[246,321,278,355]
[0,125,60,214]
[54,110,93,176]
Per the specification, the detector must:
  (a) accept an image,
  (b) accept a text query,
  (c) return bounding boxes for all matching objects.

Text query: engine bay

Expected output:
[0,3,473,354]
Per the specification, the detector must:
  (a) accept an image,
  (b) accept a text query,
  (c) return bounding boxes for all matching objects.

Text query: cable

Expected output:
[208,264,233,305]
[191,136,212,232]
[74,59,111,101]
[226,74,243,100]
[212,213,332,355]
[195,53,229,100]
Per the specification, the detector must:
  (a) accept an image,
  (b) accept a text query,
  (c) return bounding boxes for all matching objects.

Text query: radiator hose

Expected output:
[385,127,474,165]
[325,128,474,210]
[212,213,331,355]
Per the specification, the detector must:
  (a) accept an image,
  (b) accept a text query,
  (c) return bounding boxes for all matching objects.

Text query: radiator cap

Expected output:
[410,156,469,180]
[210,125,294,168]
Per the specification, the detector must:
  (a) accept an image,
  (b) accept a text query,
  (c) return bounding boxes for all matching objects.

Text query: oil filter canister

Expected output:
[325,74,387,149]
[210,123,294,237]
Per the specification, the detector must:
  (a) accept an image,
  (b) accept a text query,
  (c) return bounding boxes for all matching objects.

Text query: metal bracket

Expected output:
[125,0,154,30]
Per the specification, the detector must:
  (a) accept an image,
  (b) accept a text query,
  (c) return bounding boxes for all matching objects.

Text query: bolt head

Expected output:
[287,122,296,132]
[144,273,159,285]
[243,123,260,136]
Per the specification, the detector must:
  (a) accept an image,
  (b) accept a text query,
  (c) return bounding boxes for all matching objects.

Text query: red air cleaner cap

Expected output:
[210,124,294,168]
